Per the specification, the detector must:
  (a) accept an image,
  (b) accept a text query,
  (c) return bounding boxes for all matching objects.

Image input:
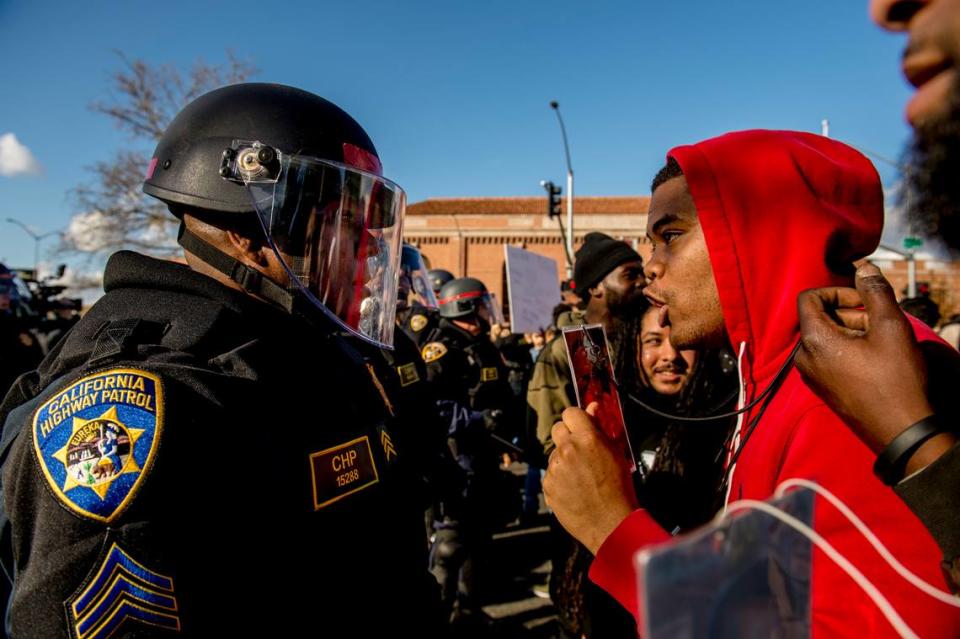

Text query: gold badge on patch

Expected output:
[421,341,448,363]
[410,314,428,332]
[397,362,420,387]
[481,367,499,382]
[309,436,380,510]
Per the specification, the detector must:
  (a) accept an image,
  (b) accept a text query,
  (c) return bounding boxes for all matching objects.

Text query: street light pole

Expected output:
[880,243,917,297]
[550,101,574,277]
[6,218,59,279]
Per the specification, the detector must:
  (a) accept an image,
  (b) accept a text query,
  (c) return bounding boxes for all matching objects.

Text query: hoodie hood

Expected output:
[667,130,883,387]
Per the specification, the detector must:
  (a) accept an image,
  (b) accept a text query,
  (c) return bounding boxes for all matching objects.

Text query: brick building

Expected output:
[404,196,960,324]
[404,196,651,310]
[872,253,960,321]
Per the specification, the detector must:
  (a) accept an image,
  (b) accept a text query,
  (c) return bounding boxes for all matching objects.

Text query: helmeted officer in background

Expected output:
[421,276,520,627]
[397,245,441,347]
[423,278,514,417]
[428,268,455,297]
[346,243,463,522]
[0,83,444,637]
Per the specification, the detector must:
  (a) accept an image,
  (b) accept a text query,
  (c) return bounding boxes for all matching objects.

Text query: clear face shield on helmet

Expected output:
[439,289,503,327]
[398,245,438,311]
[220,140,405,348]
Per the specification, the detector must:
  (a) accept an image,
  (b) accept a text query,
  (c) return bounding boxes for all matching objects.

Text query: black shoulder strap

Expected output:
[178,223,296,314]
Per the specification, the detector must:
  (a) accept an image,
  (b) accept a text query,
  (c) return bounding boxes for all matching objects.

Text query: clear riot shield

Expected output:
[636,488,814,639]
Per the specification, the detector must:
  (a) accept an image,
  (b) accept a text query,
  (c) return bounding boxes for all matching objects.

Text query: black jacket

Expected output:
[895,442,960,592]
[0,251,442,637]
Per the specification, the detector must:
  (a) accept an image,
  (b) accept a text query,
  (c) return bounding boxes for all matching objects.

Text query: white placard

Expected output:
[503,245,560,334]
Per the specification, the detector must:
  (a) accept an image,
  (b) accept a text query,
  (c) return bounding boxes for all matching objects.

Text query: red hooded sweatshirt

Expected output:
[589,130,960,637]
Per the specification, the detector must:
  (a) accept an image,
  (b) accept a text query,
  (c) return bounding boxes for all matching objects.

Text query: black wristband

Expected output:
[873,416,946,486]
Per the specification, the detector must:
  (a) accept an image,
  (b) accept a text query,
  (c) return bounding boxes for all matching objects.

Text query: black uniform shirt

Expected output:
[0,251,442,638]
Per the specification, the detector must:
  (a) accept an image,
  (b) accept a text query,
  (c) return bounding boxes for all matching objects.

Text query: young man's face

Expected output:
[643,176,725,350]
[639,308,698,396]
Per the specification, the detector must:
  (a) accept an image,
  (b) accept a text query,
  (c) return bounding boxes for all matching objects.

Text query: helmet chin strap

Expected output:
[177,222,297,313]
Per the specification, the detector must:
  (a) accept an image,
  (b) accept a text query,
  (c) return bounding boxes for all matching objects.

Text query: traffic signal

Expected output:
[542,181,562,218]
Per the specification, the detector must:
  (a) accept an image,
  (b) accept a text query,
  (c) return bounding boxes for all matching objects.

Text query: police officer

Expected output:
[397,245,441,348]
[348,243,462,519]
[421,277,519,625]
[0,83,444,637]
[428,269,454,297]
[0,264,42,398]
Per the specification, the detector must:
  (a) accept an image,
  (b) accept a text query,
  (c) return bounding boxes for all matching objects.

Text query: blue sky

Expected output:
[0,0,914,273]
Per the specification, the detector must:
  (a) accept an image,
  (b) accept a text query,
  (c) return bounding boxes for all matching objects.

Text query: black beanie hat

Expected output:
[572,232,642,299]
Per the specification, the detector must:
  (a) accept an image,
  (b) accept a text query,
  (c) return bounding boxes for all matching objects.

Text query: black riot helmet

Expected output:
[428,269,455,295]
[438,277,499,322]
[142,83,407,348]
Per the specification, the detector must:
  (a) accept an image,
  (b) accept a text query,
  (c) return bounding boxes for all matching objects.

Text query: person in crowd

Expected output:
[527,232,645,639]
[421,276,518,629]
[544,130,960,637]
[544,324,558,343]
[900,292,942,328]
[0,264,44,396]
[0,83,445,637]
[796,0,960,593]
[528,233,645,458]
[939,313,960,350]
[628,304,737,533]
[528,329,546,362]
[397,243,442,347]
[560,278,580,308]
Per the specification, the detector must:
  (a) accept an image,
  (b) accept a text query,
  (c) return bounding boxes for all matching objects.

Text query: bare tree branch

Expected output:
[67,53,257,258]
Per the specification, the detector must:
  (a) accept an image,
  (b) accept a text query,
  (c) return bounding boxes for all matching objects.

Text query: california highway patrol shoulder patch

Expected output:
[410,314,428,333]
[421,341,448,363]
[33,368,164,524]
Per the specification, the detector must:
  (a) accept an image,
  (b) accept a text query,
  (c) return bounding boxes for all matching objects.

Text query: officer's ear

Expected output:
[225,230,270,268]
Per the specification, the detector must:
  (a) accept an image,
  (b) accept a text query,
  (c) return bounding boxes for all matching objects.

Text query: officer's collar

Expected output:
[104,251,261,315]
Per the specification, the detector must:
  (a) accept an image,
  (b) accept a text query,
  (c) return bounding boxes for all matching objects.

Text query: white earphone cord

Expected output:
[775,478,960,607]
[723,500,919,639]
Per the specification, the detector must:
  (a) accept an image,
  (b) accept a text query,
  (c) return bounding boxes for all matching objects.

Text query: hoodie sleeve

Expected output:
[587,508,672,625]
[777,404,960,638]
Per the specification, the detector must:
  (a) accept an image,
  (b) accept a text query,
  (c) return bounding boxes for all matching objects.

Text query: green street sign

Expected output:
[904,236,923,250]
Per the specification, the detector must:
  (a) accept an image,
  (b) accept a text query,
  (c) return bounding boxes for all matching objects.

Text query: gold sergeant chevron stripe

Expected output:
[68,543,180,639]
[380,429,397,461]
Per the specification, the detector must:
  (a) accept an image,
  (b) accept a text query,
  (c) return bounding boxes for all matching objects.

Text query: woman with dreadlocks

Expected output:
[628,303,738,533]
[550,304,736,638]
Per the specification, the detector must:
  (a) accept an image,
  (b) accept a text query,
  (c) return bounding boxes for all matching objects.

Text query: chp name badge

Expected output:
[309,436,380,510]
[33,368,163,524]
[397,362,420,387]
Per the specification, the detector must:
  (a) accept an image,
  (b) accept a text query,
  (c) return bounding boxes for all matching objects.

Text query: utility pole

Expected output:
[550,101,574,277]
[6,218,59,279]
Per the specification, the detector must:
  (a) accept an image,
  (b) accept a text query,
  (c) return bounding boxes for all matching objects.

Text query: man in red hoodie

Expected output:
[543,129,960,637]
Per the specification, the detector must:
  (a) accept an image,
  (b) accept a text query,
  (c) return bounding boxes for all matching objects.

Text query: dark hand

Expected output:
[543,403,639,555]
[796,263,953,472]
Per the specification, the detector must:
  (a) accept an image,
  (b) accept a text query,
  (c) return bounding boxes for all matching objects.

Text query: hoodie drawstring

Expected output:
[722,341,748,513]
